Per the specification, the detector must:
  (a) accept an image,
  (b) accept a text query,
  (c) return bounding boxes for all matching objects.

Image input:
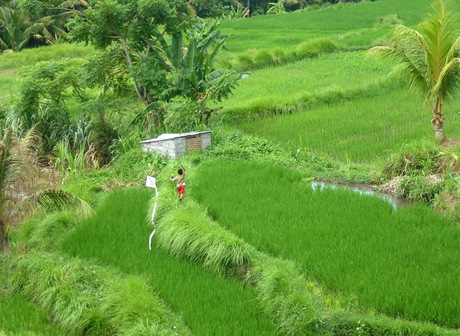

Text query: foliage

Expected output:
[368,0,460,140]
[14,58,86,152]
[110,148,167,183]
[67,0,191,119]
[87,117,119,166]
[162,97,204,133]
[0,122,38,250]
[0,0,73,52]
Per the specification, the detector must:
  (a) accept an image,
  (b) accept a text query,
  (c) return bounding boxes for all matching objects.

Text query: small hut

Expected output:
[140,131,212,159]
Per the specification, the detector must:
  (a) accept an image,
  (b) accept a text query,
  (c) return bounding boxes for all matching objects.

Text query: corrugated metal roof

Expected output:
[141,131,211,143]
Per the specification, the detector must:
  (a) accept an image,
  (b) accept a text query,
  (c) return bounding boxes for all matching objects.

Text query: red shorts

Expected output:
[177,185,185,194]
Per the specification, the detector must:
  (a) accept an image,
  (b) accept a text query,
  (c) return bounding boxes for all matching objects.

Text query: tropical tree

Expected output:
[368,0,460,141]
[0,6,31,51]
[163,18,244,123]
[66,0,192,126]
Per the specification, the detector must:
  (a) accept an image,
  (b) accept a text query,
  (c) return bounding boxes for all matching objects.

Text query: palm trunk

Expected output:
[0,219,8,251]
[431,98,445,142]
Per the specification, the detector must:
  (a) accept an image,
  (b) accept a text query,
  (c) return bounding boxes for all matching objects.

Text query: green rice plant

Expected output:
[235,88,460,163]
[0,292,71,336]
[61,188,278,335]
[191,159,460,329]
[26,211,77,249]
[0,43,96,70]
[7,251,191,335]
[217,51,398,119]
[219,0,460,54]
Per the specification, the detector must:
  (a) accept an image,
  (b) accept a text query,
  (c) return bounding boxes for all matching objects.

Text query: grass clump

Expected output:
[7,251,190,335]
[157,197,252,276]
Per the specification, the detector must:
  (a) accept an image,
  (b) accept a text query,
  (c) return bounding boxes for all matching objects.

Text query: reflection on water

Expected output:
[310,181,411,210]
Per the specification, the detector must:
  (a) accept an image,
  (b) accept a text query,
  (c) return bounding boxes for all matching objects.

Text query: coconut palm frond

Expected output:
[431,57,460,100]
[25,189,95,218]
[368,44,428,93]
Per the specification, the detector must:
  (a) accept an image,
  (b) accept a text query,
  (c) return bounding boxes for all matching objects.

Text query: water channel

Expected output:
[310,181,411,210]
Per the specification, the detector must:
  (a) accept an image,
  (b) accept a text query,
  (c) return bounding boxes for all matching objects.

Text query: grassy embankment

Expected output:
[191,159,460,329]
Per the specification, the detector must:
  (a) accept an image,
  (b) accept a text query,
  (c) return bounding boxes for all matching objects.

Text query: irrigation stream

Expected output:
[310,181,411,209]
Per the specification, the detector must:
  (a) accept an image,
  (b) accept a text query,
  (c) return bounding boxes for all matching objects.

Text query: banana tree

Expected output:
[159,18,246,124]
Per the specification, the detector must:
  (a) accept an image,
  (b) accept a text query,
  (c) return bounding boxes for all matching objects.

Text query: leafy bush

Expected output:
[89,118,119,166]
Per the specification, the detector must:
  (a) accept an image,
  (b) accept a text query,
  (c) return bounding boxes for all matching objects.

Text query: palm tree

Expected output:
[368,0,460,142]
[0,6,32,51]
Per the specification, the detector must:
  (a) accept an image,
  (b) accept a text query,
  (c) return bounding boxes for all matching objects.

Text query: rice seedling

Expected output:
[7,251,191,336]
[220,0,460,54]
[235,88,460,163]
[61,188,278,336]
[191,159,460,328]
[0,43,96,71]
[0,293,72,336]
[217,51,397,116]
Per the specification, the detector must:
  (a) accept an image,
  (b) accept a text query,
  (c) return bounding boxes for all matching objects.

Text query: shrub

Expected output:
[294,37,341,58]
[253,49,276,67]
[89,118,119,166]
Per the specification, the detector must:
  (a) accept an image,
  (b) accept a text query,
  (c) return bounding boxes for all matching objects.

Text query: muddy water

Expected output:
[310,181,411,210]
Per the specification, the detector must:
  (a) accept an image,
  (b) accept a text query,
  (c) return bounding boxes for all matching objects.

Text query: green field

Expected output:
[235,89,460,162]
[218,51,397,113]
[221,0,460,53]
[191,159,460,328]
[62,188,278,335]
[2,0,460,334]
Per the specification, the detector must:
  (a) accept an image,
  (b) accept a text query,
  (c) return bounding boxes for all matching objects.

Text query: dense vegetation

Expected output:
[1,0,460,335]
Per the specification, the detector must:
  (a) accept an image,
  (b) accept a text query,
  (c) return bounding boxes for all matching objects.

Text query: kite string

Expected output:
[148,186,158,250]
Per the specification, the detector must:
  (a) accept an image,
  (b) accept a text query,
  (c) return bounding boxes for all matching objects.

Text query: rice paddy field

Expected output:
[220,0,460,54]
[218,51,397,113]
[3,0,460,334]
[235,88,460,162]
[191,159,460,329]
[61,188,278,336]
[0,294,72,336]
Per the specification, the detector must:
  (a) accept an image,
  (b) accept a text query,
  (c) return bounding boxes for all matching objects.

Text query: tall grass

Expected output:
[61,188,278,336]
[235,89,460,163]
[191,158,460,329]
